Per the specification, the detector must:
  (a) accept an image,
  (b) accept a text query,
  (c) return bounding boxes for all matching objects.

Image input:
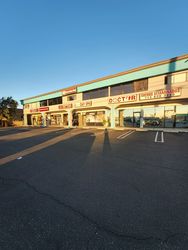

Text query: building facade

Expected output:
[21,54,188,129]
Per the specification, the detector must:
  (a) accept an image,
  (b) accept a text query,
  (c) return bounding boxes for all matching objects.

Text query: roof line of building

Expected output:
[21,53,188,101]
[76,54,188,87]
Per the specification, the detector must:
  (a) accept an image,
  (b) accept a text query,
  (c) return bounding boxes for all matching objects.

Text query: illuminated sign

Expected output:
[108,94,137,104]
[62,88,77,95]
[140,88,181,100]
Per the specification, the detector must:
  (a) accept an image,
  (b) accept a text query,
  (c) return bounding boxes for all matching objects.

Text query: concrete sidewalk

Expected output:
[5,125,188,133]
[83,126,188,133]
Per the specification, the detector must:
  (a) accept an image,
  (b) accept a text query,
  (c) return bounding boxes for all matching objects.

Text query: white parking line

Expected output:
[117,130,135,140]
[161,131,164,143]
[154,131,164,143]
[154,131,159,142]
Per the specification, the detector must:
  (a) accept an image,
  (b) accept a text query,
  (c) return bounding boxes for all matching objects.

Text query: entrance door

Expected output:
[78,113,82,126]
[63,114,68,126]
[133,112,141,127]
[164,110,175,127]
[56,115,62,125]
[164,106,175,128]
[27,114,32,125]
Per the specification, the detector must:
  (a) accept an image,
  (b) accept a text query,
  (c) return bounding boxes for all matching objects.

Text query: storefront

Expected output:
[118,104,188,128]
[27,113,42,126]
[72,110,106,127]
[84,111,105,126]
[21,54,188,129]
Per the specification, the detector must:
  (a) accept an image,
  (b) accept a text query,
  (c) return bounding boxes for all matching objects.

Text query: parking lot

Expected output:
[0,127,188,249]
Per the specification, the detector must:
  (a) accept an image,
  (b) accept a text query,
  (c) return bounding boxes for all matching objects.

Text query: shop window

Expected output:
[164,106,175,128]
[110,82,134,96]
[164,76,168,85]
[143,107,164,128]
[50,114,62,125]
[124,82,134,93]
[83,87,108,100]
[122,108,141,127]
[110,84,123,96]
[67,95,76,101]
[85,111,105,126]
[40,100,47,107]
[110,79,147,96]
[166,73,187,84]
[48,97,62,106]
[134,79,148,92]
[176,105,188,128]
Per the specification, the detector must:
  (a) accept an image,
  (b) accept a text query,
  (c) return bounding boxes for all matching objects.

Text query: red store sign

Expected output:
[62,88,77,95]
[39,107,49,112]
[30,108,38,113]
[108,94,137,104]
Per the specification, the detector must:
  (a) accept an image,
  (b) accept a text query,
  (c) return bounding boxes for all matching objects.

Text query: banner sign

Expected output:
[39,107,49,112]
[58,104,73,109]
[75,101,92,107]
[139,88,181,100]
[108,94,137,104]
[62,88,77,95]
[30,109,38,113]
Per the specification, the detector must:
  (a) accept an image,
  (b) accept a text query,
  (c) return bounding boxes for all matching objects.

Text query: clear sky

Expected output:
[0,0,187,106]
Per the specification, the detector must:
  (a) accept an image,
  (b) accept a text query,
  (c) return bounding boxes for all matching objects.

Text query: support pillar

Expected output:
[140,109,144,128]
[41,113,46,127]
[110,106,115,128]
[24,114,28,126]
[68,110,72,127]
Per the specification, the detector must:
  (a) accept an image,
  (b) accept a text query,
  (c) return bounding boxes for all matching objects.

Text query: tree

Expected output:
[0,97,18,125]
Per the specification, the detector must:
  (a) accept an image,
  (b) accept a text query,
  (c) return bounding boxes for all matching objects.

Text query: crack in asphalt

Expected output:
[0,175,185,244]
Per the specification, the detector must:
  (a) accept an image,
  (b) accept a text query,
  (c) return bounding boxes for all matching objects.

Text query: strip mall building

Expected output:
[21,54,188,129]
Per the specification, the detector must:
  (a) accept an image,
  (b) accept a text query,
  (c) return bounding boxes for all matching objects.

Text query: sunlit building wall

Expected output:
[21,54,188,128]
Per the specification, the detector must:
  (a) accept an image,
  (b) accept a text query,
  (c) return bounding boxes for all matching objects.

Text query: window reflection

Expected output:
[120,105,188,128]
[176,105,188,128]
[164,106,175,128]
[143,107,164,127]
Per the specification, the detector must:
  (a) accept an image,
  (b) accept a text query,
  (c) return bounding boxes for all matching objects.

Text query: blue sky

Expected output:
[0,0,187,106]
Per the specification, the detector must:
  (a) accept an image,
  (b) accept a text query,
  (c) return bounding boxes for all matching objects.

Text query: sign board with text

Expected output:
[30,108,38,113]
[108,94,137,104]
[62,88,77,95]
[58,104,73,109]
[39,107,49,112]
[75,101,92,108]
[139,88,181,100]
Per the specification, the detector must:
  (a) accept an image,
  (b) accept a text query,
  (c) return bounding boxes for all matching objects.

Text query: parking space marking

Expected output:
[154,131,159,142]
[154,131,164,143]
[161,131,164,143]
[117,130,135,140]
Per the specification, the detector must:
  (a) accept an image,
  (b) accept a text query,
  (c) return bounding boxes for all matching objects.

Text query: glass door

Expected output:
[133,112,141,127]
[164,106,175,128]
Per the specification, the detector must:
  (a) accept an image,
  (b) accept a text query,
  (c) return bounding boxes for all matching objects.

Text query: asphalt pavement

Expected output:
[0,127,188,250]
